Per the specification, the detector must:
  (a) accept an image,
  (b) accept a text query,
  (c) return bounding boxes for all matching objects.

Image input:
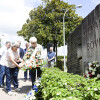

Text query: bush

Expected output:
[38,67,100,100]
[57,56,67,71]
[57,56,67,60]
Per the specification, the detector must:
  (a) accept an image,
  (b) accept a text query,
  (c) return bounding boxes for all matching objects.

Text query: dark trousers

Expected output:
[24,70,31,79]
[31,67,41,87]
[0,65,5,86]
[5,67,18,92]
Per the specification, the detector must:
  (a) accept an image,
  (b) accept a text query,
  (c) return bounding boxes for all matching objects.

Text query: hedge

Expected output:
[57,56,67,71]
[37,67,100,100]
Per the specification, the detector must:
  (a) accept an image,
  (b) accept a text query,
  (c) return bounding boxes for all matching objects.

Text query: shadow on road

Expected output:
[19,85,32,94]
[1,85,32,95]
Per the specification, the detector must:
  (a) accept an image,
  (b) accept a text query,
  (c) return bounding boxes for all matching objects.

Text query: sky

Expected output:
[0,0,100,48]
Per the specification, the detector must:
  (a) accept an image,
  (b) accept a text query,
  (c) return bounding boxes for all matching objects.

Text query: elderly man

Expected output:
[23,37,43,89]
[47,47,55,67]
[0,41,11,87]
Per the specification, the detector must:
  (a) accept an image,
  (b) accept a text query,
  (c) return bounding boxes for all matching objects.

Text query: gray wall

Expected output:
[67,4,100,74]
[67,24,82,74]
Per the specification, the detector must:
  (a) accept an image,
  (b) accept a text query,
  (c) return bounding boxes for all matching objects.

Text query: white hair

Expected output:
[25,42,29,46]
[29,37,37,42]
[11,42,19,47]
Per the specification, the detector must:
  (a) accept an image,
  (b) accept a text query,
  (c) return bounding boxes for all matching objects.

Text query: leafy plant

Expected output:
[37,67,100,100]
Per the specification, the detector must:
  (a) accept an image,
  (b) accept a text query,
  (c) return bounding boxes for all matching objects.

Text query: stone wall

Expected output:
[67,24,82,74]
[67,4,100,74]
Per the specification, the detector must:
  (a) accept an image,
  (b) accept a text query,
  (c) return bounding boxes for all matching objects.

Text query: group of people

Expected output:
[0,37,56,96]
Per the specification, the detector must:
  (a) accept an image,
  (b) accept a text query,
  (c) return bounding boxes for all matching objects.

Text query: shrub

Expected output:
[57,56,67,71]
[57,56,67,60]
[38,67,100,100]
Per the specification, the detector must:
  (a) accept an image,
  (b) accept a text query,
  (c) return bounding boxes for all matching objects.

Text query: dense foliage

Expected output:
[56,56,67,71]
[57,56,67,60]
[17,0,83,48]
[38,67,100,100]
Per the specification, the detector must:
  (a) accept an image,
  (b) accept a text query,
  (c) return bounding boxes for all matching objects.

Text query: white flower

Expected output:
[88,63,92,67]
[30,62,32,66]
[93,61,97,64]
[44,91,46,94]
[25,95,30,99]
[26,60,30,64]
[70,88,74,90]
[25,60,30,66]
[92,71,95,75]
[87,74,89,78]
[65,83,67,85]
[63,98,66,100]
[31,96,36,100]
[57,92,61,95]
[68,97,73,99]
[30,97,33,100]
[97,74,100,78]
[96,64,99,67]
[89,67,93,71]
[34,80,41,87]
[31,91,35,96]
[36,83,40,87]
[92,68,96,72]
[94,88,98,91]
[87,87,90,90]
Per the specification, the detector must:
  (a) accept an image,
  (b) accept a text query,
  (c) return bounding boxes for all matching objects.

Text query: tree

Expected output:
[17,0,83,48]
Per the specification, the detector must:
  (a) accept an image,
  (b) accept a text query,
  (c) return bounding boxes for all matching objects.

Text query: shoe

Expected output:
[15,88,20,92]
[8,91,12,96]
[29,78,31,81]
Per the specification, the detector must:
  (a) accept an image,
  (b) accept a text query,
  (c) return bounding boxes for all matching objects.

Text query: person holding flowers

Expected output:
[21,37,43,89]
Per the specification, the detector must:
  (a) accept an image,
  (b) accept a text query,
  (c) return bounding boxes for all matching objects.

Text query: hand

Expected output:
[18,63,23,68]
[19,58,23,62]
[48,59,51,62]
[16,59,21,63]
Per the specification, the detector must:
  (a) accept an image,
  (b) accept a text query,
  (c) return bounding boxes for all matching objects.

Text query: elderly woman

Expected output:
[4,42,22,95]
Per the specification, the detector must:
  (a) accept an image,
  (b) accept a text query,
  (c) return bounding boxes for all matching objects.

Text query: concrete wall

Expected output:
[67,4,100,74]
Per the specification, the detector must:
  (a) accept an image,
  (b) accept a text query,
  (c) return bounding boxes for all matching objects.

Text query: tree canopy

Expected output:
[17,0,83,48]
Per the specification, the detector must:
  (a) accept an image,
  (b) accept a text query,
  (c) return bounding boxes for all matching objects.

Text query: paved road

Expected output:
[0,70,32,100]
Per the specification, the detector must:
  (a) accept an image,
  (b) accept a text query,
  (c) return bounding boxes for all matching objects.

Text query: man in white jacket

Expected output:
[22,37,43,89]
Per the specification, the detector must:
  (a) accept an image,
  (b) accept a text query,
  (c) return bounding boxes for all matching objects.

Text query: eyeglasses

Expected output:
[31,42,36,44]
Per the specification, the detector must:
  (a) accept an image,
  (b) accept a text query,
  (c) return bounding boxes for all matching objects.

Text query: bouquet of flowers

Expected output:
[20,47,44,71]
[84,61,100,78]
